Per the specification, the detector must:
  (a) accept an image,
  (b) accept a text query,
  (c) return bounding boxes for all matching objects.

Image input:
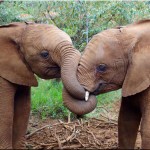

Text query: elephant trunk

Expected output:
[63,87,97,115]
[57,41,85,100]
[55,41,97,115]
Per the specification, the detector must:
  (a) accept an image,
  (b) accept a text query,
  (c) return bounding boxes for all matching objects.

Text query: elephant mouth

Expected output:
[91,83,120,96]
[48,66,60,71]
[43,66,61,79]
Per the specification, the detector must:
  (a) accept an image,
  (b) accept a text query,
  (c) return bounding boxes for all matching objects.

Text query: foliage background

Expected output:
[0,1,149,119]
[0,1,150,50]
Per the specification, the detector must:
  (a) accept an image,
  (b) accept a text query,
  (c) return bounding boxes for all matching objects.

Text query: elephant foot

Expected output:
[0,146,13,149]
[13,136,26,149]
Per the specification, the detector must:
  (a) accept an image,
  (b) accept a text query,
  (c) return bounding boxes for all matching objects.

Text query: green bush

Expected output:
[0,1,149,51]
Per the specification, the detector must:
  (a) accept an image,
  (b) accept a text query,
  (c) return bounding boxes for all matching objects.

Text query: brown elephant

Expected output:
[63,19,150,149]
[0,22,84,149]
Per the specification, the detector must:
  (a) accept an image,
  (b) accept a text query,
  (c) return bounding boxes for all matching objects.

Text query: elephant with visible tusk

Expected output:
[63,19,150,149]
[0,22,85,149]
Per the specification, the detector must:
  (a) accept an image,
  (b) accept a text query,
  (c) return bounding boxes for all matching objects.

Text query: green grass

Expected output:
[97,89,121,105]
[31,79,69,119]
[86,90,121,118]
[31,78,121,119]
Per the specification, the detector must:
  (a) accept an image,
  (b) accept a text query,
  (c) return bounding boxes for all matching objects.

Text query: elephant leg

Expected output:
[12,86,31,149]
[118,96,141,149]
[0,77,17,149]
[140,88,150,149]
[141,116,150,149]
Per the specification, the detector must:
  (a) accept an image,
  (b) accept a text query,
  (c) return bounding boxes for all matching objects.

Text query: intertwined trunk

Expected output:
[55,41,97,115]
[62,88,97,115]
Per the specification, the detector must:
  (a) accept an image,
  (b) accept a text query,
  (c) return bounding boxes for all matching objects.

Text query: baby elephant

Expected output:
[78,19,150,149]
[0,22,83,149]
[63,19,150,149]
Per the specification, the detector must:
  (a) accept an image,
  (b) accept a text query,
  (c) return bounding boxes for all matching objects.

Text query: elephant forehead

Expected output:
[82,42,105,66]
[25,24,71,41]
[96,32,122,57]
[42,29,72,48]
[22,24,72,50]
[83,34,121,66]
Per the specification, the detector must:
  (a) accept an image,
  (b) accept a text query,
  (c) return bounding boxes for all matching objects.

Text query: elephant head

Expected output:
[63,19,150,115]
[0,22,85,100]
[78,19,150,96]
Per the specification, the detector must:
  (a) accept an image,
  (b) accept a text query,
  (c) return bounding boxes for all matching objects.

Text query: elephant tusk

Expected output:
[85,91,90,101]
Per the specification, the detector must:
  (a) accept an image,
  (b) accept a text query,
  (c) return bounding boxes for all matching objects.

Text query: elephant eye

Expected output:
[40,50,49,59]
[97,64,107,73]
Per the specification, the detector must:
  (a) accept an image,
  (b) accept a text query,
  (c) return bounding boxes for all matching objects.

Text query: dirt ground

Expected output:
[26,101,141,149]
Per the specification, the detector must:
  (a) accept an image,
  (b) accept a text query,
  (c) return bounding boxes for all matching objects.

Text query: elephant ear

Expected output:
[0,23,38,86]
[122,45,150,97]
